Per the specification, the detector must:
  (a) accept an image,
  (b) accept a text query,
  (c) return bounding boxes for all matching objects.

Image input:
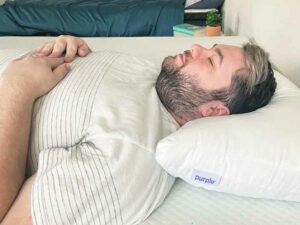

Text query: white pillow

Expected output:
[185,0,202,8]
[156,70,300,202]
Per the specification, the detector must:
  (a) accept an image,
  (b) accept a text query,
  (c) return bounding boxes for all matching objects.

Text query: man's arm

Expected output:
[1,174,35,225]
[0,53,70,222]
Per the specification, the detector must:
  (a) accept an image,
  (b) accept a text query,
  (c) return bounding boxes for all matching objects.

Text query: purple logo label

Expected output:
[191,169,222,186]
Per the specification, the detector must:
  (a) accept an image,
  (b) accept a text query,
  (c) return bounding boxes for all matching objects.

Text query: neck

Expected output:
[169,111,186,126]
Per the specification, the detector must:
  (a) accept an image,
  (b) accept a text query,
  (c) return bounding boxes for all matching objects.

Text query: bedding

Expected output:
[156,70,300,202]
[0,0,185,37]
[0,49,178,225]
[142,179,300,225]
[1,36,300,224]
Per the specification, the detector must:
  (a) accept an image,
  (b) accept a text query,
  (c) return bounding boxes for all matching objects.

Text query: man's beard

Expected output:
[155,56,229,122]
[155,57,205,122]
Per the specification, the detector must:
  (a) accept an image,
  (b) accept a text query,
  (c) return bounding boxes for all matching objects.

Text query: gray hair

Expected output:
[228,43,276,114]
[241,43,270,93]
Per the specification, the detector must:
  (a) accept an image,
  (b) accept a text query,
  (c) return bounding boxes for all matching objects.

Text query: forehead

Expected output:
[215,45,246,77]
[216,44,245,64]
[218,44,245,66]
[213,44,246,84]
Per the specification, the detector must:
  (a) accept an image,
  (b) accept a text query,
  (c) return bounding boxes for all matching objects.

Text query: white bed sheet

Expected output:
[1,36,300,224]
[143,179,300,225]
[0,36,249,67]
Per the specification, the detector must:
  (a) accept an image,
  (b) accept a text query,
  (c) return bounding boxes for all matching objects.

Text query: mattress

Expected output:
[0,0,184,37]
[143,179,300,225]
[1,36,300,224]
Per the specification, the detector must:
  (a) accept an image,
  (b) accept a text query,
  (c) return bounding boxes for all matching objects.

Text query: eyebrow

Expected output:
[212,44,224,66]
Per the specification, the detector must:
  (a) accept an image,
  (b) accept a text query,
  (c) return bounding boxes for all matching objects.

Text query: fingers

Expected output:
[65,37,90,62]
[78,45,90,57]
[77,39,91,57]
[15,53,65,69]
[43,57,65,69]
[49,40,67,58]
[35,44,46,54]
[64,37,78,62]
[35,36,91,62]
[53,63,70,82]
[36,42,55,57]
[37,38,67,58]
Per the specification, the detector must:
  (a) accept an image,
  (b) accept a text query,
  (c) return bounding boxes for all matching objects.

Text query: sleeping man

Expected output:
[0,35,276,225]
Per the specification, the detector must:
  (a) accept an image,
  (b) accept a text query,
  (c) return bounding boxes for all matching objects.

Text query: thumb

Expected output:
[53,63,70,82]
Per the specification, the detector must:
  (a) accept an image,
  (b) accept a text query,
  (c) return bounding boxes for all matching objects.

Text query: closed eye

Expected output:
[209,57,214,67]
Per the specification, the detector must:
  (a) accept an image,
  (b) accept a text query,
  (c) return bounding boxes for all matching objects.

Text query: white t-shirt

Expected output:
[0,50,178,225]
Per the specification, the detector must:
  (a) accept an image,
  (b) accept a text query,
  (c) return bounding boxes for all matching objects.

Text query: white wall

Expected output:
[222,0,300,87]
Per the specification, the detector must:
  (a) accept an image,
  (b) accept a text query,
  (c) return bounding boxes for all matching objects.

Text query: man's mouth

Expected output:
[178,50,191,65]
[178,53,185,65]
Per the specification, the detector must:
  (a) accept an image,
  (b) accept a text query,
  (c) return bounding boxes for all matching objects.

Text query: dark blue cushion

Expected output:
[0,0,185,36]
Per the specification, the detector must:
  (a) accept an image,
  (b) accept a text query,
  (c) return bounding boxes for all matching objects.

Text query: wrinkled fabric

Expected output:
[0,0,184,36]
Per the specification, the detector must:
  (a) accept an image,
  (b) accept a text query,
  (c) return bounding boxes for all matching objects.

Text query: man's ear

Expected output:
[199,101,230,117]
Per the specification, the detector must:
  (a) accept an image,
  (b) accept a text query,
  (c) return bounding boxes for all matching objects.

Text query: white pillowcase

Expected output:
[156,70,300,202]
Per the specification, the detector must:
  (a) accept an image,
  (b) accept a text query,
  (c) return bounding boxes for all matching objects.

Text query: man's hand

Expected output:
[1,53,70,99]
[0,53,69,222]
[36,35,91,62]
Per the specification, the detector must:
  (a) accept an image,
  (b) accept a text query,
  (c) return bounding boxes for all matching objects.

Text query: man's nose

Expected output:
[190,44,209,59]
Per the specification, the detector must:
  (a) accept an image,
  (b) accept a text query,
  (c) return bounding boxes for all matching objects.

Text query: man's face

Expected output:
[162,44,246,90]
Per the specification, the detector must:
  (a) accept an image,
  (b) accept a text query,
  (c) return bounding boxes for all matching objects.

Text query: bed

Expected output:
[0,0,185,36]
[0,0,226,37]
[1,36,300,225]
